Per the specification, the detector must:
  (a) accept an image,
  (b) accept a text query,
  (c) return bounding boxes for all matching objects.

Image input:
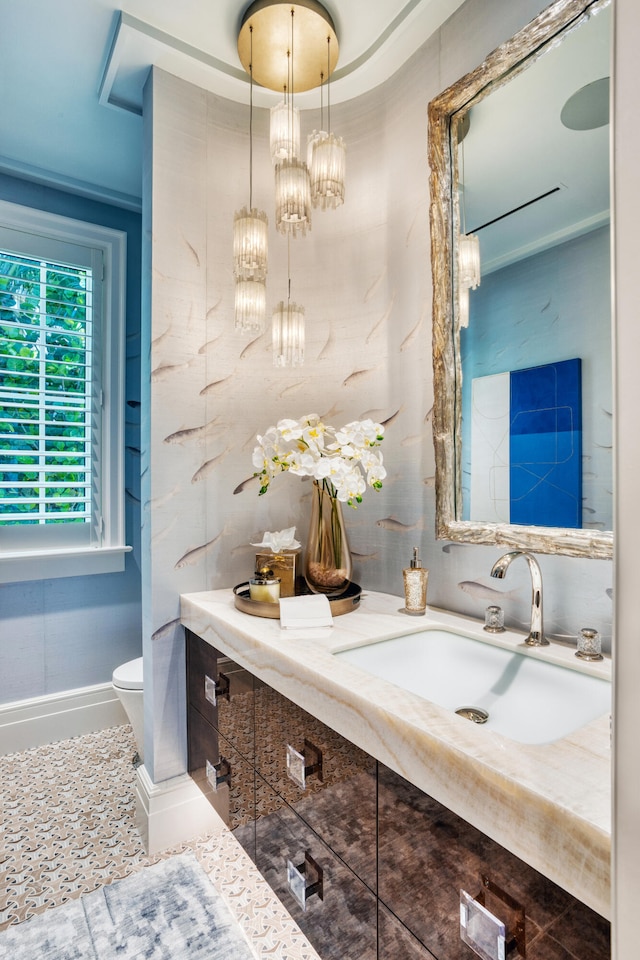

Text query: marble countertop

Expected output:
[180,588,611,920]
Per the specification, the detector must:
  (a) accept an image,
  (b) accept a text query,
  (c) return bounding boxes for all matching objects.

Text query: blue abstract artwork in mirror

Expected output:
[510,359,582,527]
[470,359,582,528]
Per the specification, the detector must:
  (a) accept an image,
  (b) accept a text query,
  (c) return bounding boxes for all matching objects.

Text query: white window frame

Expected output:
[0,199,130,582]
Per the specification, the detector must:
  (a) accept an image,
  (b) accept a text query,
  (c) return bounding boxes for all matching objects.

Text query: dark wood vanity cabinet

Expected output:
[186,628,377,880]
[186,629,380,959]
[185,629,609,960]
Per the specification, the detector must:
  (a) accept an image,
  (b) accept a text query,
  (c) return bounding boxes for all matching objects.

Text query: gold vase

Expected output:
[304,480,352,596]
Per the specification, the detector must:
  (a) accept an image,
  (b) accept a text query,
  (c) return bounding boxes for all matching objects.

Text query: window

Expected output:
[0,201,129,582]
[1,237,98,532]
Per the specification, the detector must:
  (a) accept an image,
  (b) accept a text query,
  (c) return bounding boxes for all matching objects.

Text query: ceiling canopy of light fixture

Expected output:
[238,0,339,94]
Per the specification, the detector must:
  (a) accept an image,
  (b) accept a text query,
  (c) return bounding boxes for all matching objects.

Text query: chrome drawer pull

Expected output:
[460,875,525,960]
[204,672,230,706]
[286,738,323,790]
[287,851,324,911]
[205,756,231,792]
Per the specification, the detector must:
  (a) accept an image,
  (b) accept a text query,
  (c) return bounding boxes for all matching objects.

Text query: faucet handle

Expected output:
[484,605,505,633]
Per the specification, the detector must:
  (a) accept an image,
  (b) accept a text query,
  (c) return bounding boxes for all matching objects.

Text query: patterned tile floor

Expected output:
[0,724,320,960]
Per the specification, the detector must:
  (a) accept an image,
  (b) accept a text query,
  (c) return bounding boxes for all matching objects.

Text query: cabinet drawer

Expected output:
[253,683,376,890]
[254,789,377,960]
[186,705,229,826]
[187,702,219,773]
[186,630,255,762]
[216,664,255,764]
[279,766,377,892]
[253,683,375,804]
[187,707,255,835]
[378,903,437,960]
[186,629,220,726]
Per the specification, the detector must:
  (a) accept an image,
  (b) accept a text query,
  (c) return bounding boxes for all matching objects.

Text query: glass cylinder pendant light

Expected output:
[275,157,311,236]
[456,128,480,329]
[273,231,305,367]
[274,9,312,237]
[235,278,267,334]
[272,300,305,367]
[234,24,268,333]
[309,131,346,208]
[233,207,268,280]
[458,233,481,290]
[308,37,345,209]
[457,234,480,329]
[270,97,300,164]
[458,285,470,329]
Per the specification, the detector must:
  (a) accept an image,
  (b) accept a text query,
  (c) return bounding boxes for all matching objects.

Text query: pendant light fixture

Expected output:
[308,37,346,209]
[458,233,481,289]
[272,237,305,367]
[233,207,268,280]
[238,2,339,95]
[273,8,311,237]
[457,231,480,329]
[270,60,299,165]
[234,25,268,333]
[238,1,340,232]
[457,118,480,329]
[235,278,268,334]
[270,92,300,164]
[272,299,305,366]
[275,158,311,236]
[236,1,340,356]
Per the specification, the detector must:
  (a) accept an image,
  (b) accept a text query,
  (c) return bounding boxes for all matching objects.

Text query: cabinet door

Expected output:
[377,764,611,960]
[253,682,376,891]
[254,781,377,960]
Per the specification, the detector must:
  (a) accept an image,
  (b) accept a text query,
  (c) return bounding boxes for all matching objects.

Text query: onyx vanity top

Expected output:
[180,588,611,919]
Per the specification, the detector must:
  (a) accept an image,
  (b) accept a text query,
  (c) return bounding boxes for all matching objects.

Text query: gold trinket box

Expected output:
[255,550,299,597]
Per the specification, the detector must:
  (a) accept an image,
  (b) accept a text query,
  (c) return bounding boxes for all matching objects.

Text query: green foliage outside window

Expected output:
[0,252,92,524]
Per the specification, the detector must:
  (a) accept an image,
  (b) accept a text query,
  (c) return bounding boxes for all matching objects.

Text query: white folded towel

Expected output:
[279,594,334,629]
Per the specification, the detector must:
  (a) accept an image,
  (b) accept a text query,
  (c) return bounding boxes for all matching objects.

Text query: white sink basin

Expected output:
[334,627,610,745]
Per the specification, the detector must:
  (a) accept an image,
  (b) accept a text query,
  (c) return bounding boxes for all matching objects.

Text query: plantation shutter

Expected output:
[0,226,103,551]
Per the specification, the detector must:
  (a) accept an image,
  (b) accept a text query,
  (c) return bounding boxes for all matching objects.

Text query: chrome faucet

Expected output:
[490,551,549,646]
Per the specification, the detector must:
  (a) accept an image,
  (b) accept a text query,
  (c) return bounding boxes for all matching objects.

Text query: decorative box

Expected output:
[255,550,299,597]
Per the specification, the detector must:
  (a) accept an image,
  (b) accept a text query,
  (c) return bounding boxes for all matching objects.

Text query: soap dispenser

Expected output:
[403,547,428,615]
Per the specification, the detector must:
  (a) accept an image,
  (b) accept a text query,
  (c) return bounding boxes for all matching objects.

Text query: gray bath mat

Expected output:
[0,853,256,959]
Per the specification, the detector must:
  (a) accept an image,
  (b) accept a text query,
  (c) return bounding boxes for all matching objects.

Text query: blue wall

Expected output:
[0,174,142,703]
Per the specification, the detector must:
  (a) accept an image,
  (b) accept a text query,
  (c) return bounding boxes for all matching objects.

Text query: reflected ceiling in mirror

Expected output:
[428,0,612,559]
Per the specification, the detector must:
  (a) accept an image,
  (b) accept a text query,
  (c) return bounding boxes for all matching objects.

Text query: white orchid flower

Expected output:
[252,414,386,506]
[288,451,318,476]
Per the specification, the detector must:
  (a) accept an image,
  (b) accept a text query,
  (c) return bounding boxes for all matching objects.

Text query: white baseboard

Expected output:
[0,683,128,755]
[135,763,228,854]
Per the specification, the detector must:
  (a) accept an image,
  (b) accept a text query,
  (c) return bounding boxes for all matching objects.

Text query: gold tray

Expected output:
[233,581,362,619]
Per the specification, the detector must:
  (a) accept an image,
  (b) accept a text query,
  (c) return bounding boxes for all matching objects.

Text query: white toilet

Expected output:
[112,657,144,762]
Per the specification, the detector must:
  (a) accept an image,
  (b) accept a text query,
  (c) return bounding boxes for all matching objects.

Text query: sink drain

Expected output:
[455,706,489,724]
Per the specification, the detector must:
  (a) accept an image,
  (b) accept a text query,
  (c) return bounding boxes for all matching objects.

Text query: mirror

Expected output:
[428,0,612,559]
